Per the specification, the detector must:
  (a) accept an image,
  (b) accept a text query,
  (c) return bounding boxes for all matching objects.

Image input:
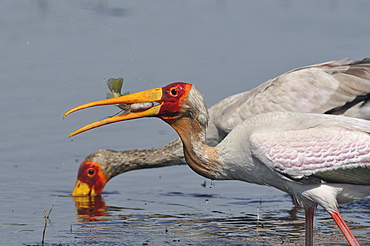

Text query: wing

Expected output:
[207,90,251,145]
[212,58,370,138]
[249,113,370,185]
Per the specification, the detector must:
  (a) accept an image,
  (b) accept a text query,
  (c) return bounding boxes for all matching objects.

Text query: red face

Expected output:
[72,161,108,196]
[158,82,192,119]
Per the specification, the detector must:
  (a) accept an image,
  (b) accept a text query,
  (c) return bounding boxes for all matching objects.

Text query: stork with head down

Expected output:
[65,76,370,245]
[71,58,370,198]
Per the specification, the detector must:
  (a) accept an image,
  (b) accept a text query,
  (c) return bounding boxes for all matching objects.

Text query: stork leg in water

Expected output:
[305,207,314,246]
[64,83,370,246]
[330,210,359,246]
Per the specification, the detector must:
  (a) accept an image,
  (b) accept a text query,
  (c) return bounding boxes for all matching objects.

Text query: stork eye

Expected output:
[88,169,95,176]
[170,88,178,96]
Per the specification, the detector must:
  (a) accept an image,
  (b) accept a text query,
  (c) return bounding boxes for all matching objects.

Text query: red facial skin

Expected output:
[72,161,108,196]
[158,83,191,119]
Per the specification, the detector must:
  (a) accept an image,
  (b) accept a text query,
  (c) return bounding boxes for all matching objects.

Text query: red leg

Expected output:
[304,206,314,246]
[329,210,360,246]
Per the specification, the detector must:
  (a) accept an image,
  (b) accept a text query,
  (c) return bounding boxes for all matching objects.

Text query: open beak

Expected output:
[63,87,163,137]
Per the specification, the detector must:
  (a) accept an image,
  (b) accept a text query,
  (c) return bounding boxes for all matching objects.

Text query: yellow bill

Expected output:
[64,87,163,137]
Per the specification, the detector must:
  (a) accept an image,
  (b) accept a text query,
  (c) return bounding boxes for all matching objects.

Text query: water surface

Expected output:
[1,1,369,245]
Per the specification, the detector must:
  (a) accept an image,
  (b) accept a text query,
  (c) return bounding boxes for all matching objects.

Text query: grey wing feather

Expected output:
[209,58,370,144]
[313,167,370,185]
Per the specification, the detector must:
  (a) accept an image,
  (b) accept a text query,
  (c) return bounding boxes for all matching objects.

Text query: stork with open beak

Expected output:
[70,58,370,197]
[64,81,370,246]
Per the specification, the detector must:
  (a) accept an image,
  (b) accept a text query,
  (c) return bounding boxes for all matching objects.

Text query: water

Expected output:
[1,0,369,245]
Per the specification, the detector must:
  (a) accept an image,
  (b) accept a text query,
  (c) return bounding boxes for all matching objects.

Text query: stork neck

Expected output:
[87,142,186,180]
[165,117,223,180]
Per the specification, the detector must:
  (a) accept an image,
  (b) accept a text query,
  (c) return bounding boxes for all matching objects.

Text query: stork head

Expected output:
[72,159,108,196]
[72,148,143,196]
[63,82,208,137]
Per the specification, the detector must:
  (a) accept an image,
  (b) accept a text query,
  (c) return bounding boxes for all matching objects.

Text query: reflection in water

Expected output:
[71,194,370,245]
[74,196,108,222]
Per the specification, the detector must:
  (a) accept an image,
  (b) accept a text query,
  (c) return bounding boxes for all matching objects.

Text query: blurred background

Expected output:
[1,1,369,245]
